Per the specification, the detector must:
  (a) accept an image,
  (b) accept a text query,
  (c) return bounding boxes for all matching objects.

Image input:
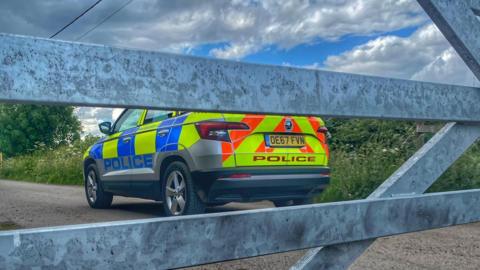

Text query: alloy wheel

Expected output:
[165,170,187,215]
[86,170,97,203]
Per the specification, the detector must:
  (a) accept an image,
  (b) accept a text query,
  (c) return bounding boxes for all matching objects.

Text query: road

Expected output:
[1,179,480,269]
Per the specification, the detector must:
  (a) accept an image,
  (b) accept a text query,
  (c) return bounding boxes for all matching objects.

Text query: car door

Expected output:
[101,109,144,194]
[129,109,174,198]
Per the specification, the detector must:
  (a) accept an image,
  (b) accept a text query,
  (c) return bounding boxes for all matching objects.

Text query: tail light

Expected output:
[195,121,249,142]
[317,126,332,139]
[317,126,328,134]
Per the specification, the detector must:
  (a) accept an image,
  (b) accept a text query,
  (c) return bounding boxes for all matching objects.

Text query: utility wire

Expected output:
[50,0,103,39]
[75,0,133,41]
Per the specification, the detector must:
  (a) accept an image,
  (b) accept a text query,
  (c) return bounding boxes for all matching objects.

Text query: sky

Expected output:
[0,0,478,135]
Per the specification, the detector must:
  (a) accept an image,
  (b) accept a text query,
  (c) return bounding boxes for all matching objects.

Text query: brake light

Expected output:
[317,126,331,140]
[317,126,328,134]
[195,121,249,142]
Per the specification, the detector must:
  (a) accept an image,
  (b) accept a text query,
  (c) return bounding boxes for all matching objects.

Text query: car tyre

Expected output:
[85,164,113,209]
[162,161,205,216]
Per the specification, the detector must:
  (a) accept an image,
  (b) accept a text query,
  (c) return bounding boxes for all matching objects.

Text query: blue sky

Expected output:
[0,0,477,134]
[191,26,420,67]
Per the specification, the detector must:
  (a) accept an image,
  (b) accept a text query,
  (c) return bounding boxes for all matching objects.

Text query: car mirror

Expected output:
[99,121,112,135]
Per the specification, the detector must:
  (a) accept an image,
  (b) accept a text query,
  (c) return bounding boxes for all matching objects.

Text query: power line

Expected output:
[75,0,133,41]
[50,0,103,39]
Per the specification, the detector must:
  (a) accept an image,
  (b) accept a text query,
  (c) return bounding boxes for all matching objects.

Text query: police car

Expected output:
[83,109,330,216]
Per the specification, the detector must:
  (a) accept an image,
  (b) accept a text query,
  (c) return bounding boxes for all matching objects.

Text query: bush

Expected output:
[0,136,99,185]
[0,104,81,157]
[317,143,416,202]
[316,119,418,202]
[318,119,480,202]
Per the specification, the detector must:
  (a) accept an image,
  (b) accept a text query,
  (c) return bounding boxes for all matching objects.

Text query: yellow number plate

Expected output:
[266,134,305,147]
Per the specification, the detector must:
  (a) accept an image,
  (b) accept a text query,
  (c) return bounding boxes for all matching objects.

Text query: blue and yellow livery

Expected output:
[83,109,330,216]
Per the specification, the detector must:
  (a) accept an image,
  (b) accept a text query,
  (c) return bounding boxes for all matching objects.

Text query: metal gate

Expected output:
[1,1,480,269]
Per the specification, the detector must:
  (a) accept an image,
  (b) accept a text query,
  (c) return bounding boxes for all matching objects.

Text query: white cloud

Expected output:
[0,0,427,59]
[206,0,427,59]
[210,40,260,60]
[411,48,480,86]
[324,23,449,79]
[74,107,123,136]
[111,108,124,120]
[322,23,480,86]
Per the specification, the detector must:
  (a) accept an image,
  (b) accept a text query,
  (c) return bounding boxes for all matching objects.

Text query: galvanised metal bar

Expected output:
[418,0,480,80]
[292,1,480,268]
[291,122,480,270]
[1,33,480,122]
[1,189,480,270]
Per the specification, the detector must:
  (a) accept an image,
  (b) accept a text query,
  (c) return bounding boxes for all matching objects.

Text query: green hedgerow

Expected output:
[1,120,479,202]
[0,136,99,185]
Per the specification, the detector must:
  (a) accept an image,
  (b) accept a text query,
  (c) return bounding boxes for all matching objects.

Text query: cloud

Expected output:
[74,107,123,136]
[0,1,89,37]
[323,23,479,86]
[324,23,449,79]
[210,40,260,60]
[207,0,428,59]
[411,48,480,86]
[0,0,427,58]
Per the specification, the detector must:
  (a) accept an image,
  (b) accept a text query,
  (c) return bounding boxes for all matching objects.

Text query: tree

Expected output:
[0,104,81,157]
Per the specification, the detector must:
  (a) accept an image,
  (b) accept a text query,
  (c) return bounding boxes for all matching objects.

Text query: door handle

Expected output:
[157,129,169,137]
[122,137,131,143]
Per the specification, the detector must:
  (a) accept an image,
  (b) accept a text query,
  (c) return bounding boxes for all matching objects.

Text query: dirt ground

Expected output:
[1,179,479,269]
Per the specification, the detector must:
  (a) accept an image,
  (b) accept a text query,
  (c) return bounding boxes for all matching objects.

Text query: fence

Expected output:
[0,1,480,269]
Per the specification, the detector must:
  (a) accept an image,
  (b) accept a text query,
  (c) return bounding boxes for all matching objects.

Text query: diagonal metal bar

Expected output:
[291,123,480,270]
[1,33,480,121]
[418,0,480,80]
[2,189,480,270]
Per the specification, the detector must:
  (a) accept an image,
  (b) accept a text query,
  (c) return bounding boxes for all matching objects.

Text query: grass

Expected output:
[0,221,20,231]
[0,137,97,185]
[317,144,415,202]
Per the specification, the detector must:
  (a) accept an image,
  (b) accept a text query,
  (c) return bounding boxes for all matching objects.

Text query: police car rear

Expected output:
[83,110,330,216]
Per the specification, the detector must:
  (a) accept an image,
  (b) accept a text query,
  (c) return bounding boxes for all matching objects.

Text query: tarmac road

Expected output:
[1,179,479,269]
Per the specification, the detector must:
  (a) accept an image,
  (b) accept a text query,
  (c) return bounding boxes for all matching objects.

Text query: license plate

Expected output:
[266,134,305,147]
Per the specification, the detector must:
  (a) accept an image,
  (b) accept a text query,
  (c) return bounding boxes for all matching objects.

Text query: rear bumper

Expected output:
[194,167,330,203]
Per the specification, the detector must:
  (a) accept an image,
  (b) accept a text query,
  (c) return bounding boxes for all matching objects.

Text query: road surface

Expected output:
[1,179,479,269]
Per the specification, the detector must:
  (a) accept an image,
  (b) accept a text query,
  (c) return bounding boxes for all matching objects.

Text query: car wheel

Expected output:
[162,161,205,216]
[85,164,113,209]
[273,198,313,207]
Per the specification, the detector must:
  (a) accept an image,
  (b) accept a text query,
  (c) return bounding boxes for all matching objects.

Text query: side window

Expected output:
[144,110,173,124]
[113,109,144,133]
